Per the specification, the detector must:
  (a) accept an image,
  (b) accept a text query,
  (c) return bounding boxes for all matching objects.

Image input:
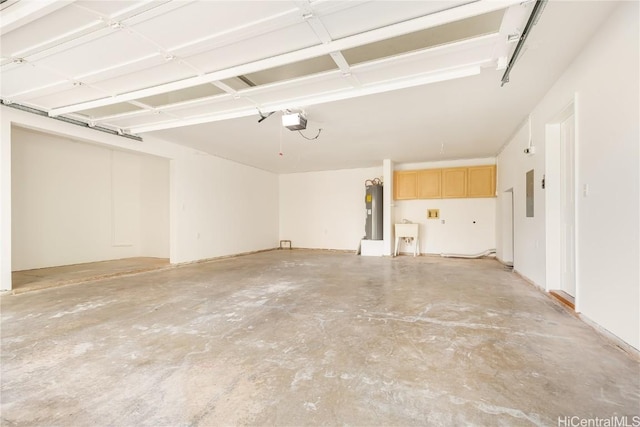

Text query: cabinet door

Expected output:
[468,165,496,198]
[442,168,467,198]
[417,169,441,198]
[394,171,418,200]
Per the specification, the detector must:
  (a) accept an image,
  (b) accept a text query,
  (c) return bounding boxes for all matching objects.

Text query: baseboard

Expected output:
[512,269,638,361]
[513,269,545,291]
[579,314,640,361]
[173,248,278,266]
[290,247,355,254]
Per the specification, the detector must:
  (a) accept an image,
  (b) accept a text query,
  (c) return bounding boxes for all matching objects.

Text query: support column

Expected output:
[0,115,12,291]
[382,159,394,256]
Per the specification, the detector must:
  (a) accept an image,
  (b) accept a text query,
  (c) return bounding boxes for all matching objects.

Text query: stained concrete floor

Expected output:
[10,257,170,294]
[1,250,638,426]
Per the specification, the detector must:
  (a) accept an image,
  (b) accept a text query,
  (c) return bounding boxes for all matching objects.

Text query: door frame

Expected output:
[545,96,579,311]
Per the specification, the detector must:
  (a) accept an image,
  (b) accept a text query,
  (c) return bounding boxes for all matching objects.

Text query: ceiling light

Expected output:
[282,112,307,131]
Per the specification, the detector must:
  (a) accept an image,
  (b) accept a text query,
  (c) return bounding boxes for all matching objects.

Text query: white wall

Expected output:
[11,127,170,270]
[496,2,639,349]
[496,123,546,285]
[279,158,496,255]
[170,152,278,263]
[279,167,382,250]
[0,116,11,289]
[395,158,496,255]
[394,198,495,255]
[140,155,170,259]
[1,106,280,289]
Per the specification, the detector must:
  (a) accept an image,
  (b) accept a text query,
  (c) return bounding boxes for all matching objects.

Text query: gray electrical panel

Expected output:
[365,183,383,240]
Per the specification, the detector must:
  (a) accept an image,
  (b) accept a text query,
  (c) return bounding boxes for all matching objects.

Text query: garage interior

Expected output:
[1,0,638,425]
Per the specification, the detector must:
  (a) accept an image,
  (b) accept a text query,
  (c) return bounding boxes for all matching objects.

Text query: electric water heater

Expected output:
[365,181,383,240]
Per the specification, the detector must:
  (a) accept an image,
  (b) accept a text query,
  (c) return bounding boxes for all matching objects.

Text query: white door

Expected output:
[560,114,576,296]
[502,189,514,266]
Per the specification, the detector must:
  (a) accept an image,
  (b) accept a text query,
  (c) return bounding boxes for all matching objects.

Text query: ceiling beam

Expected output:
[48,0,521,117]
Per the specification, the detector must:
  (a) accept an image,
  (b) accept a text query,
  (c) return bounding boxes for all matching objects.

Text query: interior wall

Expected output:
[11,127,170,271]
[170,153,278,263]
[394,198,495,255]
[140,154,170,259]
[496,123,545,285]
[1,106,280,290]
[1,119,12,289]
[279,158,496,255]
[496,1,639,349]
[279,166,382,251]
[394,157,497,255]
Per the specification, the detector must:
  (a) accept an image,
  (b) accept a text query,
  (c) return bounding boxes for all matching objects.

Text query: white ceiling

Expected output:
[0,0,617,173]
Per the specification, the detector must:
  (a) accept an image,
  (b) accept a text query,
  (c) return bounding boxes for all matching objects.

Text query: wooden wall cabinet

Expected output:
[394,171,417,200]
[467,165,496,198]
[442,167,468,198]
[394,165,496,200]
[417,169,441,198]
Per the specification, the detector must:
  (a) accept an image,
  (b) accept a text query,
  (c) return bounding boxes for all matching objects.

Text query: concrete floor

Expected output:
[10,257,170,294]
[1,250,638,426]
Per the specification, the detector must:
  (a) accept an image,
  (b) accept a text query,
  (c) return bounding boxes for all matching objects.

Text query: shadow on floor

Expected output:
[11,257,170,294]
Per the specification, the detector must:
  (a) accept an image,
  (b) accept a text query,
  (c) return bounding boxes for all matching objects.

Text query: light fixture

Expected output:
[282,112,307,130]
